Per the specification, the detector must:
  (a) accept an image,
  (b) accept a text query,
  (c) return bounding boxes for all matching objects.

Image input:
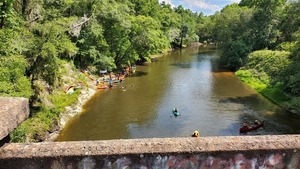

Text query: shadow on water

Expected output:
[218,94,300,136]
[170,63,192,69]
[128,71,148,77]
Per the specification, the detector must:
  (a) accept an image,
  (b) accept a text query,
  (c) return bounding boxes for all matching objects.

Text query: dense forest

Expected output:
[0,0,299,142]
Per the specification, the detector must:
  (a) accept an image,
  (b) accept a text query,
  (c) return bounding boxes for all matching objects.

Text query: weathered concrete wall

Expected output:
[0,135,300,169]
[0,97,29,140]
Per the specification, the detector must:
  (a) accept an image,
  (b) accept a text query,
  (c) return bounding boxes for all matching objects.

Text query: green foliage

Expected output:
[213,4,254,69]
[285,70,300,96]
[278,1,300,42]
[10,90,80,143]
[129,0,160,17]
[10,107,57,142]
[49,90,80,113]
[26,19,77,85]
[241,0,286,50]
[245,50,291,80]
[236,69,290,107]
[75,19,114,70]
[0,55,32,98]
[0,28,30,56]
[130,15,169,61]
[0,0,16,28]
[197,16,215,43]
[284,97,300,112]
[261,86,290,105]
[235,69,267,92]
[276,41,297,51]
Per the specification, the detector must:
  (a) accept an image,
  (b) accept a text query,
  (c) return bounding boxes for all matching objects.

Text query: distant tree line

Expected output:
[1,0,300,107]
[0,0,202,100]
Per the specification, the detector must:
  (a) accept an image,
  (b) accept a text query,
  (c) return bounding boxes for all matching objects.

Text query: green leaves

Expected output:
[0,28,32,98]
[130,15,168,61]
[212,4,254,69]
[0,0,15,28]
[0,55,32,98]
[246,50,291,79]
[25,19,78,85]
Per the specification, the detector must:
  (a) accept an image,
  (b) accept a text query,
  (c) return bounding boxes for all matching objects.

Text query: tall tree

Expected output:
[95,0,135,68]
[129,0,160,17]
[278,1,300,42]
[130,15,169,62]
[0,28,32,98]
[26,19,77,85]
[0,0,14,28]
[75,19,114,70]
[213,4,254,70]
[240,0,287,50]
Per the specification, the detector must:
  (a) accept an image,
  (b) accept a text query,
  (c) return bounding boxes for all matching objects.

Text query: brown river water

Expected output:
[56,46,300,141]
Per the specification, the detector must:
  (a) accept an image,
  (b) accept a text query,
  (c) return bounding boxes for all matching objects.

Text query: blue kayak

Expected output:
[172,108,180,116]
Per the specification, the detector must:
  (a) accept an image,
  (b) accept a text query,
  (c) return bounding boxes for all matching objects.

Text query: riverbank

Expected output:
[9,62,99,142]
[45,82,96,141]
[235,70,300,115]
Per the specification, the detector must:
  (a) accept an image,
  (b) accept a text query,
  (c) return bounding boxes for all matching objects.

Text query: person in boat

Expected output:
[242,122,250,129]
[109,82,113,88]
[254,120,260,125]
[192,130,200,137]
[174,108,178,112]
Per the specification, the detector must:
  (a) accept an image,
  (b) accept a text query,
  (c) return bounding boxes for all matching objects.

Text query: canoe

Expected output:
[97,86,108,89]
[64,85,75,93]
[239,120,265,133]
[99,70,108,74]
[113,79,122,83]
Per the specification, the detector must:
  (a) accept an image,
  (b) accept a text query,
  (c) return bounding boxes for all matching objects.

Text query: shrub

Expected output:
[10,90,81,142]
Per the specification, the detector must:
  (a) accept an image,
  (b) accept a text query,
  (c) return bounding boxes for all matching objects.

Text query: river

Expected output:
[55,46,300,141]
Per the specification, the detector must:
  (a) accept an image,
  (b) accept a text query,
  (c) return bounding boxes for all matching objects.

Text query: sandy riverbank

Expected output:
[45,79,97,142]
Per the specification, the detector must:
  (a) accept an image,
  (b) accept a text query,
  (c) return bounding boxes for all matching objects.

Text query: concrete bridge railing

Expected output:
[1,97,300,168]
[0,135,300,169]
[0,97,29,146]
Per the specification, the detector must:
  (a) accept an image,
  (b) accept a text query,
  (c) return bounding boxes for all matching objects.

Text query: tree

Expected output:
[75,20,115,71]
[278,1,300,42]
[0,0,15,29]
[213,3,254,70]
[196,15,214,43]
[240,0,286,50]
[0,28,32,97]
[129,0,160,17]
[26,19,77,86]
[173,5,199,48]
[130,15,169,62]
[95,0,137,68]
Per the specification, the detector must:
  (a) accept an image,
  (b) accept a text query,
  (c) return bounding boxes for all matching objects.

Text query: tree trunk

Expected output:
[180,35,183,48]
[0,1,6,29]
[22,0,27,17]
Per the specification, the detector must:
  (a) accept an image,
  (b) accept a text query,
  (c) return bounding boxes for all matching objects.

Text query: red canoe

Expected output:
[97,86,108,89]
[239,120,265,133]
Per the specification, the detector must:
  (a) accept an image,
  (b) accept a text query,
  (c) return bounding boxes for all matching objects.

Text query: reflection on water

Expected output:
[56,46,300,141]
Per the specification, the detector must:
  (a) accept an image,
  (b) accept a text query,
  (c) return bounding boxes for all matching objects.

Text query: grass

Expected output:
[236,69,291,108]
[10,89,81,143]
[235,70,267,92]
